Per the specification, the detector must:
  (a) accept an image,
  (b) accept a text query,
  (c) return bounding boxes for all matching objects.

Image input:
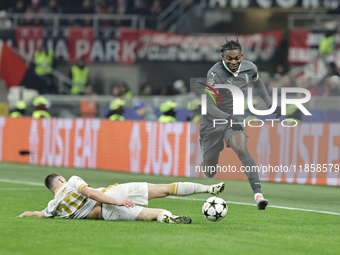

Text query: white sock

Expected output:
[170,182,209,196]
[157,210,172,223]
[254,193,264,201]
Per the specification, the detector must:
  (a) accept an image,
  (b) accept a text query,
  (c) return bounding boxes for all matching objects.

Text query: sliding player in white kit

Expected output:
[19,174,225,224]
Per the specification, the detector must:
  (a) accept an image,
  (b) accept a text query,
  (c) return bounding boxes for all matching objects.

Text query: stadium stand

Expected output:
[0,0,339,120]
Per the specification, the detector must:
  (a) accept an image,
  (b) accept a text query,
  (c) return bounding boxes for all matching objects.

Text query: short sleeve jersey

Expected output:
[200,59,259,124]
[43,176,97,219]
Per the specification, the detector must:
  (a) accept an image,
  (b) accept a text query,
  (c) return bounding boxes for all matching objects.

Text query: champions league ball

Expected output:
[202,196,228,222]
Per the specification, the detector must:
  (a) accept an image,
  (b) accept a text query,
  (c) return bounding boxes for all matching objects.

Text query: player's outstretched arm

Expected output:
[252,78,282,117]
[18,210,45,218]
[81,186,135,208]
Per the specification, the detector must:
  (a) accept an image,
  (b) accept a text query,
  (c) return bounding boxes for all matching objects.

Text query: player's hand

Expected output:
[115,199,135,208]
[269,105,282,118]
[18,212,25,217]
[18,211,29,217]
[226,116,243,131]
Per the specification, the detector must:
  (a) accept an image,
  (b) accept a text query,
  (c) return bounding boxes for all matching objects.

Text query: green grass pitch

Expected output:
[1,162,340,255]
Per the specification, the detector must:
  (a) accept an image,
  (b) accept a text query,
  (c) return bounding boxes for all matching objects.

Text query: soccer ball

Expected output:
[202,196,228,222]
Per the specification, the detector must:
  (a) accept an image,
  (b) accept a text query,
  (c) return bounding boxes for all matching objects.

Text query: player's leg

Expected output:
[200,133,224,178]
[199,123,226,178]
[202,153,220,178]
[147,184,170,199]
[135,208,191,224]
[102,203,191,224]
[227,132,268,210]
[228,133,261,192]
[135,208,166,221]
[147,182,225,200]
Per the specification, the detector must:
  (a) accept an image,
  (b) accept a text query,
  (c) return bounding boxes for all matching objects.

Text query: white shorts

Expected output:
[101,182,149,221]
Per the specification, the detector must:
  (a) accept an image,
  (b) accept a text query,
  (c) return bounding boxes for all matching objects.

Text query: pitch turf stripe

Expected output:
[0,179,44,186]
[0,188,45,190]
[166,196,340,216]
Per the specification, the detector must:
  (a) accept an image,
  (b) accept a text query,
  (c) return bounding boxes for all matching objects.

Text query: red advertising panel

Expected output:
[12,27,283,64]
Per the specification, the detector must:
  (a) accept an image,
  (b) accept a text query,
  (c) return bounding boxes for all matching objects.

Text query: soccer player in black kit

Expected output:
[199,39,281,210]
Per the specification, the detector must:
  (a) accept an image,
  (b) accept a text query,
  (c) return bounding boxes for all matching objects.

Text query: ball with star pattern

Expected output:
[202,196,228,222]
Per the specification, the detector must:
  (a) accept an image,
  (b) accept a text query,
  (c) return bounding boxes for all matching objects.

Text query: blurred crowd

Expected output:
[30,39,191,96]
[112,79,188,97]
[10,96,51,119]
[9,92,185,123]
[13,34,340,98]
[108,79,188,100]
[259,64,340,98]
[1,0,171,27]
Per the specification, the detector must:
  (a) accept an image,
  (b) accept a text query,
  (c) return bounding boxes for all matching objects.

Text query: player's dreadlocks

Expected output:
[220,38,242,53]
[45,173,61,190]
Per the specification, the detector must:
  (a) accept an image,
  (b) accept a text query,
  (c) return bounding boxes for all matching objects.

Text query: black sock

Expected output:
[240,154,262,194]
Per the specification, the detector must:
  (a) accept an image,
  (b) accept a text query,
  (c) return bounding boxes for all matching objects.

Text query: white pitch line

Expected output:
[166,196,340,216]
[0,179,44,186]
[1,179,339,216]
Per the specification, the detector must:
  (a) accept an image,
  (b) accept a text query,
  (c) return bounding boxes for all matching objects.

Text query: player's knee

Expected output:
[137,209,160,221]
[155,184,170,197]
[239,151,249,158]
[204,170,217,179]
[235,148,249,159]
[202,161,218,178]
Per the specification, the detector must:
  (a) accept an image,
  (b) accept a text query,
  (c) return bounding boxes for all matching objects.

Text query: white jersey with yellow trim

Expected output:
[43,176,98,219]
